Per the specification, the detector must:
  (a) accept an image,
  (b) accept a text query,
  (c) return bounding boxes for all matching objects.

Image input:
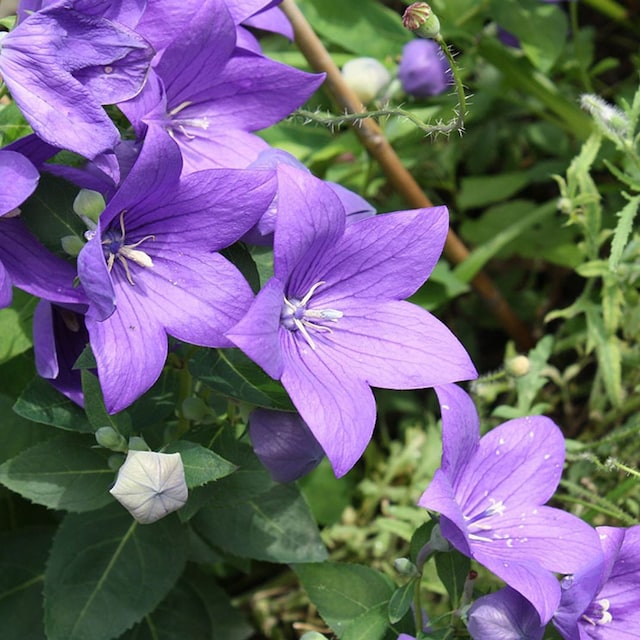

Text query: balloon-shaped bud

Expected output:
[110,450,188,524]
[402,3,440,39]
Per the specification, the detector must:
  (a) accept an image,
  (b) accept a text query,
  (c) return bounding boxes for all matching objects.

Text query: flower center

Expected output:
[280,281,343,350]
[101,211,154,285]
[582,599,613,626]
[166,101,210,141]
[465,498,506,542]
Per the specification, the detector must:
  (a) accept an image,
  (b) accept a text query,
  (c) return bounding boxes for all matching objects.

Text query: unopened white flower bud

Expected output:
[110,450,188,524]
[341,57,391,104]
[505,355,531,378]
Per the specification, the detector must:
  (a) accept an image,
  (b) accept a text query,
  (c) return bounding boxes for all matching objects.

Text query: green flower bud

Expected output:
[60,234,85,257]
[95,426,128,452]
[402,2,440,39]
[393,557,419,576]
[73,188,106,225]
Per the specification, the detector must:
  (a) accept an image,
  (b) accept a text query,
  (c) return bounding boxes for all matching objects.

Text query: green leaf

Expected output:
[434,549,470,608]
[121,567,252,640]
[0,528,53,640]
[387,578,417,624]
[409,520,437,565]
[14,376,93,432]
[190,348,294,410]
[458,171,531,210]
[297,0,410,59]
[342,603,390,640]
[609,194,640,271]
[0,393,56,465]
[82,370,132,436]
[490,0,568,72]
[0,289,36,365]
[44,504,189,640]
[192,483,327,563]
[454,201,557,282]
[295,563,394,638]
[0,433,114,512]
[165,440,237,489]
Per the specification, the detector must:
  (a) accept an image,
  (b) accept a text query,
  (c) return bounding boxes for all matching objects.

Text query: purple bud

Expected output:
[398,39,450,98]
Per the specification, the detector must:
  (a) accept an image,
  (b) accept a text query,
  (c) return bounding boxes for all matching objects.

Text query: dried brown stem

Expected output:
[280,0,534,350]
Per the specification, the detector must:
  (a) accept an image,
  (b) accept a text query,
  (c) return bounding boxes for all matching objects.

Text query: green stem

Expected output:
[582,0,629,22]
[413,575,425,635]
[569,1,593,93]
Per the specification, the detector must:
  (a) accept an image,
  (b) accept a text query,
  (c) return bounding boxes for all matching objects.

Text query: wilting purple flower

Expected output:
[419,384,603,624]
[250,409,325,482]
[398,39,449,98]
[242,149,375,245]
[33,301,89,406]
[467,588,545,640]
[227,165,476,476]
[121,0,323,172]
[76,128,276,413]
[553,525,640,639]
[0,0,152,158]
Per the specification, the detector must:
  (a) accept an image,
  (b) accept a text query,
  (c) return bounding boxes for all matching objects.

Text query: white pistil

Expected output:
[166,100,210,140]
[465,499,506,542]
[281,281,344,351]
[103,211,155,285]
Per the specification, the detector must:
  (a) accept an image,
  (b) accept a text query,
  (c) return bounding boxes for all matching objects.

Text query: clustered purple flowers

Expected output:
[2,2,638,634]
[0,0,475,478]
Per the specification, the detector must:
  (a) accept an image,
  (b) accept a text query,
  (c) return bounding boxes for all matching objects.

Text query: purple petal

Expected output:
[33,300,58,379]
[434,384,481,477]
[280,329,377,477]
[243,6,293,40]
[133,250,254,348]
[311,206,449,302]
[273,165,345,285]
[249,409,324,482]
[135,0,205,52]
[227,277,286,380]
[467,587,544,640]
[305,299,476,389]
[223,0,281,25]
[0,150,39,216]
[0,262,12,308]
[87,280,168,414]
[453,416,565,511]
[0,217,85,305]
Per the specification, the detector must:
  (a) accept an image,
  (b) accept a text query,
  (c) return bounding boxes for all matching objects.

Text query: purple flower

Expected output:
[121,0,324,172]
[242,149,375,246]
[398,39,450,98]
[249,409,325,482]
[0,149,39,218]
[33,301,89,406]
[553,525,640,639]
[418,384,603,624]
[76,128,276,413]
[227,165,476,476]
[467,588,544,640]
[0,0,153,158]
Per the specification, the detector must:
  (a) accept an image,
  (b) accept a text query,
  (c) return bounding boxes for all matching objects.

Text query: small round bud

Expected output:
[341,57,391,104]
[95,426,128,452]
[73,188,105,224]
[402,3,440,39]
[557,196,573,215]
[393,557,419,576]
[505,355,531,378]
[110,450,188,524]
[60,234,85,257]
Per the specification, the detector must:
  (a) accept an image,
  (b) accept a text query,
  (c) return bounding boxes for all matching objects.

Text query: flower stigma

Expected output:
[102,210,155,285]
[465,498,507,542]
[166,101,210,140]
[281,281,343,350]
[582,598,613,626]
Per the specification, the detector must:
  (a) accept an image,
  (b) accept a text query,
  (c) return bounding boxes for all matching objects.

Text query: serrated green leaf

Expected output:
[295,563,394,637]
[434,549,470,609]
[165,440,236,488]
[0,528,53,640]
[192,483,327,563]
[190,348,293,410]
[44,504,189,640]
[121,567,252,640]
[0,433,114,512]
[0,393,56,464]
[13,376,93,432]
[609,194,640,271]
